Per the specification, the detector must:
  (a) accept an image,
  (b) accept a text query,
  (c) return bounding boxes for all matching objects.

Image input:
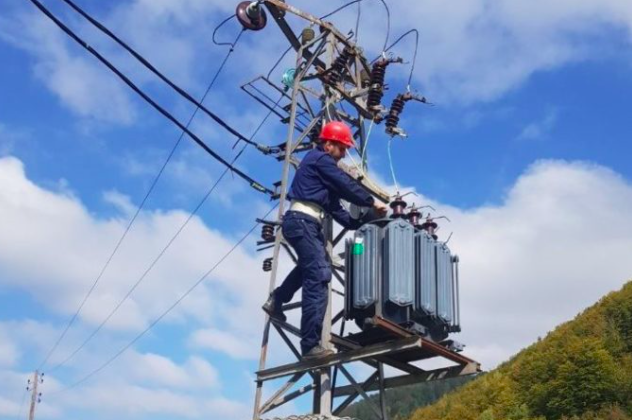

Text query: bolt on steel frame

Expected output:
[251,2,480,419]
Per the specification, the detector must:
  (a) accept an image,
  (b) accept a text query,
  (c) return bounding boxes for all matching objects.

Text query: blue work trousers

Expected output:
[273,211,332,355]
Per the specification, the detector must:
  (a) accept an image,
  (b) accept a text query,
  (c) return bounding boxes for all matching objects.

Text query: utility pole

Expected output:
[27,370,43,420]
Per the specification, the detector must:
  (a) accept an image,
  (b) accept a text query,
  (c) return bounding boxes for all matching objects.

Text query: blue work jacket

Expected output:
[288,146,374,229]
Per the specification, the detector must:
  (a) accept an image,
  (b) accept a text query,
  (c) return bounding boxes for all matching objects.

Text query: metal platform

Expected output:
[255,316,480,417]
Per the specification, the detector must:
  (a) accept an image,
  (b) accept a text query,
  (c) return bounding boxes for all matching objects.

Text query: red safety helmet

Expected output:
[319,121,355,148]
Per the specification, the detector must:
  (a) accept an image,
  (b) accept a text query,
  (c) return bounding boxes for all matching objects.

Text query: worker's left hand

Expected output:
[373,202,388,217]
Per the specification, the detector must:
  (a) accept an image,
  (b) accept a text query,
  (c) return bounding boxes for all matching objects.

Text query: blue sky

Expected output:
[2,1,632,419]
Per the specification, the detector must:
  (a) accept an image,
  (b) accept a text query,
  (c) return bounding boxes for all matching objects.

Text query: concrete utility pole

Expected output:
[27,370,42,420]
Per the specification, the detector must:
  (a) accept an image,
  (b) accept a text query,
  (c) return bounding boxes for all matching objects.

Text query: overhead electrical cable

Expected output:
[319,0,390,53]
[387,137,400,193]
[383,29,419,91]
[212,14,238,47]
[51,204,278,393]
[268,46,293,79]
[57,0,269,151]
[29,0,273,195]
[36,13,245,372]
[48,94,285,374]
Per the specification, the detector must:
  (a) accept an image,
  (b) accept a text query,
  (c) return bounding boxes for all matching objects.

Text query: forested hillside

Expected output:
[409,281,632,420]
[342,376,474,420]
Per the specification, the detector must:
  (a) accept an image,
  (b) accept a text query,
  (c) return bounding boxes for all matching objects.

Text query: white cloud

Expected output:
[0,155,270,361]
[0,327,19,367]
[516,107,559,141]
[189,328,258,360]
[2,0,632,127]
[394,0,632,102]
[0,8,137,125]
[126,353,220,389]
[0,322,242,420]
[103,189,137,217]
[395,159,632,369]
[286,0,632,103]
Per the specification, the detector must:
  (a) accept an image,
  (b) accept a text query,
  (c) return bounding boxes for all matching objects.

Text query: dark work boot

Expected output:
[262,293,286,322]
[302,345,334,361]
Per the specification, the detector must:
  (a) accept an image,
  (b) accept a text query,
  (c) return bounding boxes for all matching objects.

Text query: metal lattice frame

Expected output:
[251,2,480,419]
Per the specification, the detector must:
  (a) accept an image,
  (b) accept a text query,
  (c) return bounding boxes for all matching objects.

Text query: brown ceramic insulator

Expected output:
[385,93,407,132]
[236,1,267,31]
[261,224,275,242]
[390,197,407,218]
[301,27,315,45]
[420,220,438,237]
[326,47,353,85]
[262,257,273,272]
[367,59,388,111]
[407,209,422,227]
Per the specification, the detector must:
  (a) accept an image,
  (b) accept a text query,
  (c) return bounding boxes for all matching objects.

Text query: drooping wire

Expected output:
[56,0,267,152]
[47,93,285,374]
[383,29,419,91]
[50,204,278,394]
[387,137,400,193]
[29,0,273,195]
[360,119,374,165]
[35,15,245,373]
[268,46,293,79]
[319,0,390,53]
[212,14,237,47]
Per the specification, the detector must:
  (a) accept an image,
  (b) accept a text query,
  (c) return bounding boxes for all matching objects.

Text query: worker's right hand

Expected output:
[373,202,388,217]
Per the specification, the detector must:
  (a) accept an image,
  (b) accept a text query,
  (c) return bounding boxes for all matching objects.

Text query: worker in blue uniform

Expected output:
[263,121,387,360]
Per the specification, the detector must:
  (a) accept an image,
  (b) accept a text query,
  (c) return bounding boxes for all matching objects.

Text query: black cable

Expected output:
[30,0,273,195]
[268,46,293,79]
[384,29,419,89]
[212,14,237,47]
[47,92,285,374]
[52,204,277,393]
[36,14,245,374]
[57,0,267,151]
[319,0,390,53]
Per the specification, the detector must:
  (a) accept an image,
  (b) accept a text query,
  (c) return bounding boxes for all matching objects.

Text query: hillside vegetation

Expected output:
[409,281,632,420]
[342,376,474,420]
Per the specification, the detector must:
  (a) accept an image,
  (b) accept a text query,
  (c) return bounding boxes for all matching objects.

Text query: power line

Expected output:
[268,46,293,79]
[29,0,273,196]
[383,29,419,91]
[319,0,390,53]
[53,204,277,393]
[36,17,245,373]
[48,93,285,373]
[212,14,238,47]
[58,0,267,152]
[387,136,400,193]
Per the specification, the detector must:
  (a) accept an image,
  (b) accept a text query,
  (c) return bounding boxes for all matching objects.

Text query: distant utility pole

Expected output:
[27,370,43,420]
